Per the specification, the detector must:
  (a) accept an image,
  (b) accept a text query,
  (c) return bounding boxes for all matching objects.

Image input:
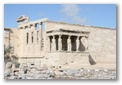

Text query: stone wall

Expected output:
[4,28,19,56]
[4,29,10,47]
[44,21,116,69]
[4,19,116,69]
[18,25,43,58]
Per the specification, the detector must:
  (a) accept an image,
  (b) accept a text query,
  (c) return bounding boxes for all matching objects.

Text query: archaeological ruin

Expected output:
[4,15,116,79]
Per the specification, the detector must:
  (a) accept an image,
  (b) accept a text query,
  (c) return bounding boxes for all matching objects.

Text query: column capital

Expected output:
[68,35,71,37]
[77,36,80,39]
[68,35,71,39]
[52,35,55,38]
[59,35,62,38]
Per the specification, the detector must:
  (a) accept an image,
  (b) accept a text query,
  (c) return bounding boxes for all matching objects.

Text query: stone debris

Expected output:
[5,62,12,69]
[4,69,12,77]
[4,64,116,79]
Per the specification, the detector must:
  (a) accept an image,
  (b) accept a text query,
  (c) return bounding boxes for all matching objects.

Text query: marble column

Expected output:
[58,35,62,51]
[85,37,88,51]
[82,36,88,51]
[67,35,71,51]
[76,36,80,51]
[39,23,42,51]
[47,36,50,51]
[52,35,56,51]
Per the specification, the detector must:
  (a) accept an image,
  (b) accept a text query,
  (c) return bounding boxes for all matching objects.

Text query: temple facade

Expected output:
[4,15,116,69]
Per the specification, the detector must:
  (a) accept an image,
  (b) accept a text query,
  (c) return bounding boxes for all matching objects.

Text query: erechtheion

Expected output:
[4,15,116,69]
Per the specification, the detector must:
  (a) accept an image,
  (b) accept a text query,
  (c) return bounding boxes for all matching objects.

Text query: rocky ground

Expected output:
[4,62,116,79]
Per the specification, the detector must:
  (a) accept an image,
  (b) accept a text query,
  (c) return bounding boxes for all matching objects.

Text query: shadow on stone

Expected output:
[79,41,85,51]
[88,55,96,65]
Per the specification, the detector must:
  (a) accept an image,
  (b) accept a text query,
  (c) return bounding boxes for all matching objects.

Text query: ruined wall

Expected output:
[44,21,116,68]
[9,29,19,56]
[17,26,44,64]
[4,28,19,56]
[4,29,10,47]
[18,26,43,58]
[16,16,48,62]
[5,18,116,69]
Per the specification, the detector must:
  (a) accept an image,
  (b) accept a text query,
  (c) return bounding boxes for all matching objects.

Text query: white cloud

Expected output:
[61,4,86,24]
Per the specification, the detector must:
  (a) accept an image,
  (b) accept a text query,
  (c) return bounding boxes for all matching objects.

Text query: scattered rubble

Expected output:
[4,63,116,79]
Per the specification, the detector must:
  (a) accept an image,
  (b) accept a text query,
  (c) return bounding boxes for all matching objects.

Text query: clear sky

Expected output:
[4,4,116,29]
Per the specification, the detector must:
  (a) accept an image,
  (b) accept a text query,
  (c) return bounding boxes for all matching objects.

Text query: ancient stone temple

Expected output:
[4,15,116,69]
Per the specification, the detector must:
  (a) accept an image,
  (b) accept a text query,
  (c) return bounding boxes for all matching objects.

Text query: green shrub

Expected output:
[4,45,20,68]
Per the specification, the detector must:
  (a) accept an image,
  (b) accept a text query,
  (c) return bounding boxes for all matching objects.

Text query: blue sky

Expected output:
[4,4,116,28]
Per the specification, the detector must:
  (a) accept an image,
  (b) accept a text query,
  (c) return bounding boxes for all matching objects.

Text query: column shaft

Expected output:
[85,37,88,51]
[82,36,88,51]
[58,35,62,51]
[67,35,71,51]
[76,36,80,51]
[39,24,42,51]
[47,36,50,51]
[52,35,56,51]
